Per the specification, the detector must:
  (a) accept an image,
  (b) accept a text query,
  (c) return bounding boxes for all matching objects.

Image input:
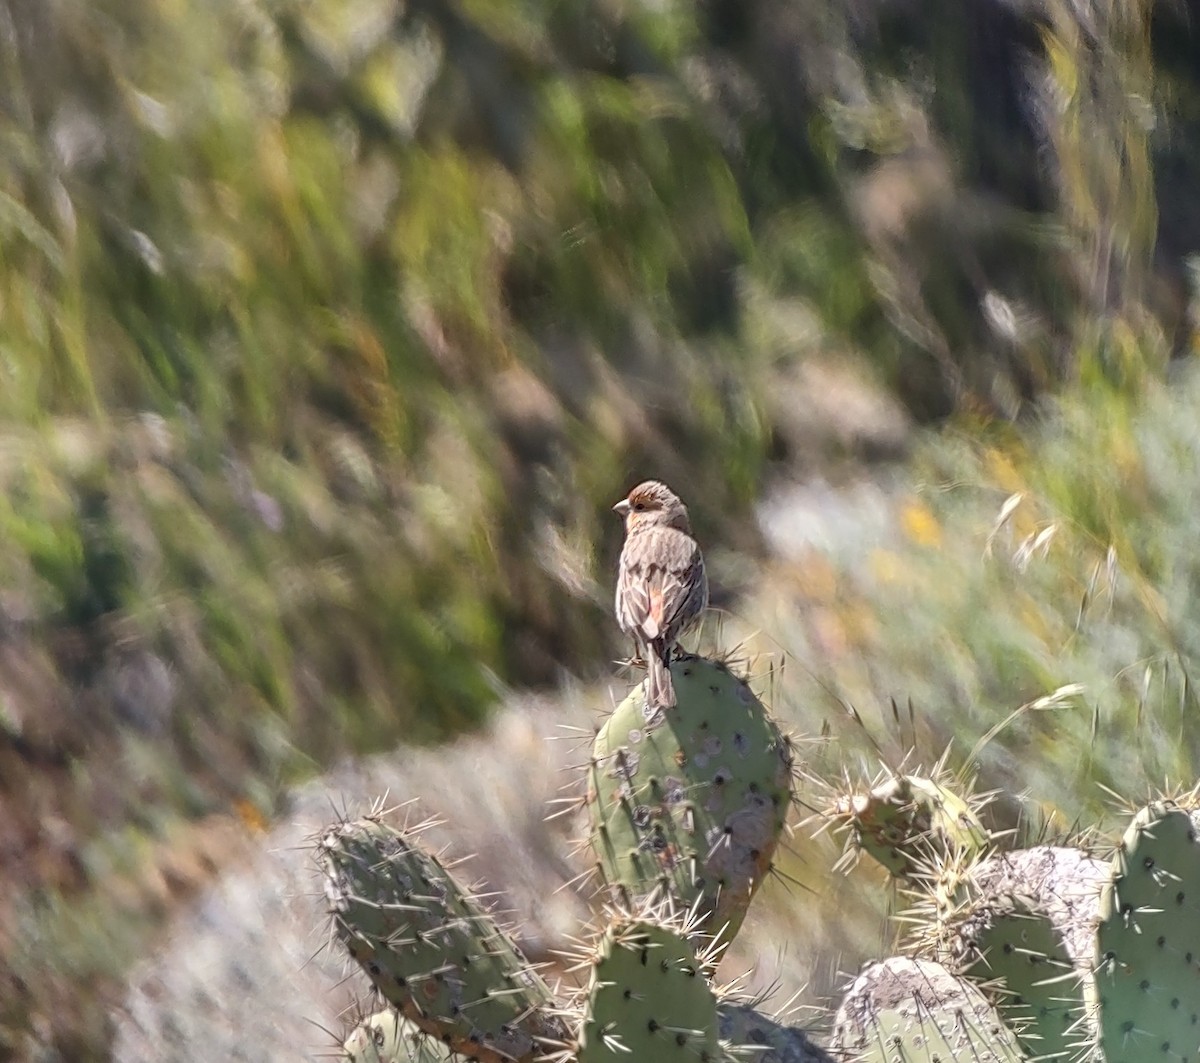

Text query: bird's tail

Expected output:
[646,649,676,709]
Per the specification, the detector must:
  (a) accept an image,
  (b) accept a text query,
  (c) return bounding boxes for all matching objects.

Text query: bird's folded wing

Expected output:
[619,529,702,641]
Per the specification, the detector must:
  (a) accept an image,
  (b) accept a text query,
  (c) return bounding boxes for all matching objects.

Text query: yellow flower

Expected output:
[900,500,942,549]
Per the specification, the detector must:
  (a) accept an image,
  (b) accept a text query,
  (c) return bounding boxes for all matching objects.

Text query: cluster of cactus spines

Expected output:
[343,1011,453,1063]
[570,904,726,1063]
[930,846,1106,1060]
[319,816,566,1062]
[839,777,1200,1062]
[586,657,796,942]
[956,892,1082,1059]
[842,786,1085,1059]
[822,761,993,880]
[831,956,1027,1062]
[1093,801,1200,1063]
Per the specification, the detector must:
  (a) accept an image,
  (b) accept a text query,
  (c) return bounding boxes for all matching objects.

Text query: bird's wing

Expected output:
[618,528,702,641]
[616,557,657,638]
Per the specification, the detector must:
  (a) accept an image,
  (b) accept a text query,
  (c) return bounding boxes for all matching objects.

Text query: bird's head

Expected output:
[613,480,691,533]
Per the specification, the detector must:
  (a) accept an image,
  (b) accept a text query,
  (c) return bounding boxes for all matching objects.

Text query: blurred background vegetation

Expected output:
[1,0,1199,1057]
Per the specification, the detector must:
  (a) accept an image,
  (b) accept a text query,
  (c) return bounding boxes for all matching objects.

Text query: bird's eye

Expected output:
[632,501,645,511]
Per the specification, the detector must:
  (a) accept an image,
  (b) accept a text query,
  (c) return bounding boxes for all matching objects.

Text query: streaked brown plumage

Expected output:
[613,480,708,709]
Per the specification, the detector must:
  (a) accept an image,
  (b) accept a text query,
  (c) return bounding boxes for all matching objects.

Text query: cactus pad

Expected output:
[832,956,1027,1063]
[577,913,721,1063]
[836,772,990,880]
[588,657,793,939]
[1095,802,1200,1063]
[944,847,1104,1060]
[320,817,564,1063]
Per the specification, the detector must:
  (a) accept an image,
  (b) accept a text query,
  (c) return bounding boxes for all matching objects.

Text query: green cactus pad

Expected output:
[320,818,564,1063]
[947,847,1104,1060]
[838,773,990,880]
[832,957,1027,1063]
[588,657,794,940]
[343,1011,455,1063]
[1095,802,1200,1063]
[960,900,1080,1060]
[577,915,721,1063]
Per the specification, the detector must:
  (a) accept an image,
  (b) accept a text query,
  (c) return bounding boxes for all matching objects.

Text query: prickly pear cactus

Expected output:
[1095,801,1200,1063]
[319,817,565,1063]
[343,1011,454,1063]
[587,657,794,940]
[935,846,1104,1061]
[959,896,1081,1060]
[834,771,990,879]
[832,956,1027,1062]
[576,911,721,1063]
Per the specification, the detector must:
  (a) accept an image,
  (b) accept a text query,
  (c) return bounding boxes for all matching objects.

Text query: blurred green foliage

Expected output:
[0,0,1197,1056]
[761,364,1200,813]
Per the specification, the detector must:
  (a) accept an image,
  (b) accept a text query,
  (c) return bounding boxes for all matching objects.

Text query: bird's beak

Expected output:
[612,499,631,517]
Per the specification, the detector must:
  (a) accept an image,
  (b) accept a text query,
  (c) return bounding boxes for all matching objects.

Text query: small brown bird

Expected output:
[613,480,709,709]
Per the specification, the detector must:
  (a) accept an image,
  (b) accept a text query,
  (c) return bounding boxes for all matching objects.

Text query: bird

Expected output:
[613,479,708,709]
